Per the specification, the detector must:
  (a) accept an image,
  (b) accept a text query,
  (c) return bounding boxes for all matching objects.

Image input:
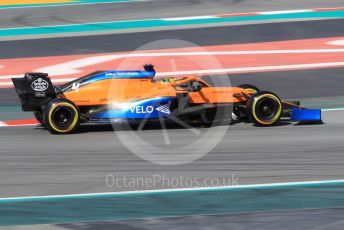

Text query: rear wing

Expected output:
[12,73,56,111]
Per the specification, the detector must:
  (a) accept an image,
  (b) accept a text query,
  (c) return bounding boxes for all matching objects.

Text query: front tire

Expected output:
[237,84,260,93]
[233,84,261,119]
[44,98,80,134]
[248,91,282,126]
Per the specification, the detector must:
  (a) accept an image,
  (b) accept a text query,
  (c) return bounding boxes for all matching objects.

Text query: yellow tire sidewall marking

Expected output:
[252,94,282,125]
[247,88,257,94]
[48,102,79,133]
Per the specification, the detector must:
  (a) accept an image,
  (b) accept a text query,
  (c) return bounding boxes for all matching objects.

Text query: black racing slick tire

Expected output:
[237,84,260,93]
[44,98,80,134]
[248,91,282,126]
[233,85,260,119]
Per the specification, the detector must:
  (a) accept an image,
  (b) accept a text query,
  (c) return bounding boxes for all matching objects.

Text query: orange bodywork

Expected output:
[63,76,251,106]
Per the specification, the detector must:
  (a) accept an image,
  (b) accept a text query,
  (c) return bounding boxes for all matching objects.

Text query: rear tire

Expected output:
[44,98,80,134]
[248,91,282,126]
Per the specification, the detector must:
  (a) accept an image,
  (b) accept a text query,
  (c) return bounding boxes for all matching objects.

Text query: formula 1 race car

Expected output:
[12,64,322,134]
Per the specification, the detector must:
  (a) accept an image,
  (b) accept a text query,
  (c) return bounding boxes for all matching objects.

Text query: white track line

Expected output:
[1,48,344,81]
[322,108,344,111]
[163,16,218,21]
[0,78,77,86]
[327,39,344,46]
[0,0,145,10]
[2,62,344,86]
[155,62,344,76]
[0,7,343,29]
[0,75,23,80]
[0,18,151,31]
[1,179,344,201]
[258,9,313,15]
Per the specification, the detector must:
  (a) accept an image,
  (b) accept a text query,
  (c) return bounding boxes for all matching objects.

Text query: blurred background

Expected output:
[0,0,344,229]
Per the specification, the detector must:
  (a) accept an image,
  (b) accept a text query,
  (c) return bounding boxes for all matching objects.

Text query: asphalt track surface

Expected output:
[1,1,344,229]
[0,110,343,198]
[1,18,344,108]
[1,0,344,28]
[1,18,344,59]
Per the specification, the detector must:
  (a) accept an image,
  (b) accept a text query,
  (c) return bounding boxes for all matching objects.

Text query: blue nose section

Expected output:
[291,108,322,122]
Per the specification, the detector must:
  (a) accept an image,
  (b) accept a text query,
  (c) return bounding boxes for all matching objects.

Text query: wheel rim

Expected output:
[52,106,75,129]
[255,98,278,120]
[48,102,79,133]
[252,94,281,125]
